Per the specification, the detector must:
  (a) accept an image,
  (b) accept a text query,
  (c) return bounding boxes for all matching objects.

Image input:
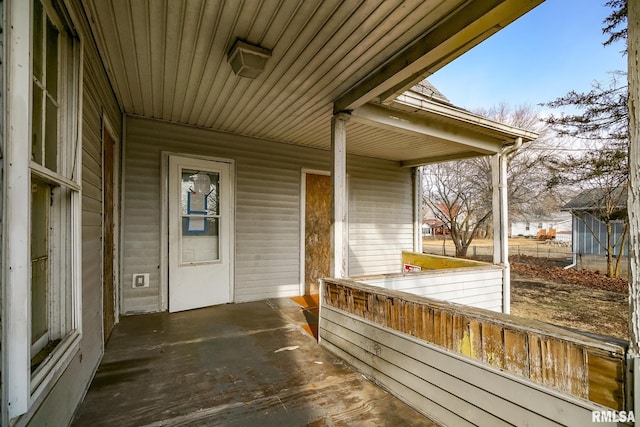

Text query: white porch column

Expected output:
[491,152,510,314]
[414,167,423,253]
[331,112,350,278]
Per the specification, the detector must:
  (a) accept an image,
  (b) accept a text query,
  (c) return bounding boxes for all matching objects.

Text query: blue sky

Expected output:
[428,0,627,113]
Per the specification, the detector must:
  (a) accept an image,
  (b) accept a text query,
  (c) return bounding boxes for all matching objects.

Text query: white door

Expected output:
[169,156,232,312]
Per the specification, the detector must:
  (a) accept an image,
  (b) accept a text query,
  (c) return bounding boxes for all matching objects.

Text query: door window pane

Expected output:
[181,218,220,263]
[181,217,219,237]
[180,169,221,263]
[180,170,219,215]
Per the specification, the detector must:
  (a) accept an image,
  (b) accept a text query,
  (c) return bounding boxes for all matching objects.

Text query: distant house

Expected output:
[422,203,461,237]
[422,218,447,237]
[510,213,572,241]
[562,187,628,273]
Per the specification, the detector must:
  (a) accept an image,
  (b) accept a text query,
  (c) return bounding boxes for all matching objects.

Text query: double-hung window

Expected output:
[29,0,81,401]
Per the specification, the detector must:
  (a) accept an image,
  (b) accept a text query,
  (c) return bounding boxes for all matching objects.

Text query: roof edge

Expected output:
[392,91,540,143]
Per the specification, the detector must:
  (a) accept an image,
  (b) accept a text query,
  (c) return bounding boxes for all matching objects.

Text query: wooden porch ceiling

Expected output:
[84,0,543,164]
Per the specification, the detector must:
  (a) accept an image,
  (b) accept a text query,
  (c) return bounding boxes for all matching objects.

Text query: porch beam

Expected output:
[351,103,503,154]
[401,151,481,168]
[331,112,350,278]
[392,94,540,142]
[333,0,543,113]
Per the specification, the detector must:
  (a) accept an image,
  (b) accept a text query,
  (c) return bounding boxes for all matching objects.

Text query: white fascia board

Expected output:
[351,102,503,155]
[393,92,540,143]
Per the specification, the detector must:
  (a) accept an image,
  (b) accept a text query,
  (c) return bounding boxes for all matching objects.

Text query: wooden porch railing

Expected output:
[321,278,627,410]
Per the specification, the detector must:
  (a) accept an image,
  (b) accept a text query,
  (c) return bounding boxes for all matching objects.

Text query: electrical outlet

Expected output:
[132,273,149,288]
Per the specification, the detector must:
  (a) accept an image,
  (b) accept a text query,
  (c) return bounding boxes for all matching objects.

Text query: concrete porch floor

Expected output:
[72,298,440,426]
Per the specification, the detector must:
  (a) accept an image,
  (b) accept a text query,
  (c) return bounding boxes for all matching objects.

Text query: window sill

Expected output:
[30,330,81,401]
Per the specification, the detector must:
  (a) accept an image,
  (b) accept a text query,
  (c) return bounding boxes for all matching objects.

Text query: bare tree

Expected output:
[422,161,492,257]
[474,104,560,220]
[548,139,628,278]
[541,0,628,278]
[422,104,555,257]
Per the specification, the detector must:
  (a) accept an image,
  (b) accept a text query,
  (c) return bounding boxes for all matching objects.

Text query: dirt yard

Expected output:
[422,237,629,341]
[423,237,572,259]
[510,256,629,341]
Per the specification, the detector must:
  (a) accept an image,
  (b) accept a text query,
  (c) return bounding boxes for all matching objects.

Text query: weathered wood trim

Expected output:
[321,278,627,411]
[101,114,120,337]
[320,305,621,426]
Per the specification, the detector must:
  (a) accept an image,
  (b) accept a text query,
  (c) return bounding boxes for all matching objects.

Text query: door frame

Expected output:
[300,169,345,296]
[101,115,121,339]
[160,152,236,311]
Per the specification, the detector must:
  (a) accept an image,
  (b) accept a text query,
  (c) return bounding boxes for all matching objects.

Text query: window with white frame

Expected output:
[29,0,81,391]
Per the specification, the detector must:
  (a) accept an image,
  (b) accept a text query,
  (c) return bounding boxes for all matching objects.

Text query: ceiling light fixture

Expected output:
[227,39,272,79]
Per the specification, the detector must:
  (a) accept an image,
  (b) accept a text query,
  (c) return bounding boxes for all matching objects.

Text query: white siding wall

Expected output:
[348,161,414,276]
[23,0,123,425]
[360,267,504,312]
[511,221,536,237]
[122,117,414,313]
